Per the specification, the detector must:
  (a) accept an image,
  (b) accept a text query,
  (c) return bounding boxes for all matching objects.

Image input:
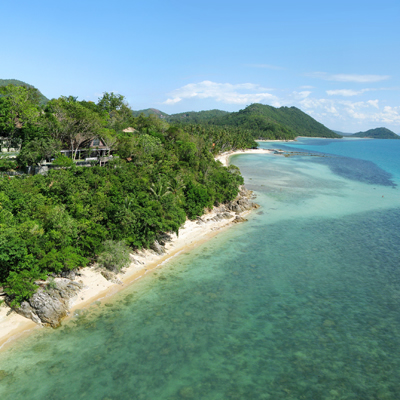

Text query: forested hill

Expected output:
[131,108,169,118]
[169,109,229,123]
[351,127,400,139]
[132,104,341,140]
[0,79,49,104]
[210,104,340,139]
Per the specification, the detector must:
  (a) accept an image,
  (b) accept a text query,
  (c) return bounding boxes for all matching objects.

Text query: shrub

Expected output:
[98,240,130,273]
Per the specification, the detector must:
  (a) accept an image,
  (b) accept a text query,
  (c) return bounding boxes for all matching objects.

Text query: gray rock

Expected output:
[233,216,248,223]
[11,279,84,327]
[101,271,122,285]
[150,240,165,255]
[222,212,233,219]
[60,270,76,280]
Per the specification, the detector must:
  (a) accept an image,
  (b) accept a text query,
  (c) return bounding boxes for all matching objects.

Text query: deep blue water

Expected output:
[1,138,399,400]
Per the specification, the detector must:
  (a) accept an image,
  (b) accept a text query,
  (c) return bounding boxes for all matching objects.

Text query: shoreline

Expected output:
[215,148,274,167]
[0,148,266,351]
[0,208,253,351]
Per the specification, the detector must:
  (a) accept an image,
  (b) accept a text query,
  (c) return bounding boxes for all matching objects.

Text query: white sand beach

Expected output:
[215,148,274,167]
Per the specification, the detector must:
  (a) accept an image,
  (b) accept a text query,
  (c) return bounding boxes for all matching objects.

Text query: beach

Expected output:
[0,148,271,351]
[215,148,273,167]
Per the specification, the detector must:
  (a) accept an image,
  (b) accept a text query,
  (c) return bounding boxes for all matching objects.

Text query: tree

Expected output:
[97,92,134,132]
[99,128,118,156]
[0,85,41,151]
[44,96,104,160]
[17,138,61,167]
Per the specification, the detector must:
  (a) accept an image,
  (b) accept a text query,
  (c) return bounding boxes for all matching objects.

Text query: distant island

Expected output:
[351,127,400,139]
[333,128,399,139]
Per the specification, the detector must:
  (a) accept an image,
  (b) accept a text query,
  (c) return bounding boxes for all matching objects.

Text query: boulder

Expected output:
[11,279,84,327]
[150,240,165,255]
[101,271,122,285]
[60,269,76,280]
[233,216,248,223]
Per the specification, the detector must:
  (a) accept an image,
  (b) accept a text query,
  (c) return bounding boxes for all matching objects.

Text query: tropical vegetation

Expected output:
[0,84,248,306]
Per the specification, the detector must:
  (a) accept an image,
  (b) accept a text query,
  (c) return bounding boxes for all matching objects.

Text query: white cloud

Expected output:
[367,100,379,109]
[299,96,400,127]
[326,89,366,97]
[293,91,311,99]
[163,81,277,105]
[309,72,390,83]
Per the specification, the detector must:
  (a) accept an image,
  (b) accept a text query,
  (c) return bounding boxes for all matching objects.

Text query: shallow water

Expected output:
[1,138,400,400]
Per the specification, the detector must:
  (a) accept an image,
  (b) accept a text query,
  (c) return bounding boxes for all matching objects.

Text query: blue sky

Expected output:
[1,0,399,132]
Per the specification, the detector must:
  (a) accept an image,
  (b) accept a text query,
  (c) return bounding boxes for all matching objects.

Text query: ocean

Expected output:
[1,137,400,400]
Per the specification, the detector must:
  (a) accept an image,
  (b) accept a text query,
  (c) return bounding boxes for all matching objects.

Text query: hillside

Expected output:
[351,127,400,139]
[168,109,229,123]
[131,108,169,118]
[211,103,341,139]
[0,79,49,104]
[132,104,340,140]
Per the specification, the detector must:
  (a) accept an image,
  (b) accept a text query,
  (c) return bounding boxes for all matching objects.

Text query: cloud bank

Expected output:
[309,72,390,83]
[164,81,277,105]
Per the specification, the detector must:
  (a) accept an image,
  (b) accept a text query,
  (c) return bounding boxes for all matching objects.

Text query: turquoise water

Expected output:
[1,138,400,400]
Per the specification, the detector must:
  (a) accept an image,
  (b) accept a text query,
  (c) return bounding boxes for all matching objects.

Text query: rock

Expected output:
[196,216,205,225]
[156,233,173,246]
[130,257,143,265]
[60,270,76,280]
[233,216,248,223]
[10,279,84,327]
[221,212,233,219]
[150,240,165,255]
[101,271,122,285]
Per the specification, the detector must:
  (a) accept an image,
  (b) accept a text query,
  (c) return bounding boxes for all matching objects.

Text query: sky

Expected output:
[1,0,399,132]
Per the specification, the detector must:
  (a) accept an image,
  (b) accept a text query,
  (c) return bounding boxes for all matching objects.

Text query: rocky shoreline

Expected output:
[3,186,259,329]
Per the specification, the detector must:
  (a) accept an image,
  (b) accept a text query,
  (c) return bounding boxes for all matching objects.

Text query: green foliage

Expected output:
[52,154,75,168]
[0,157,18,172]
[38,247,88,274]
[44,96,105,159]
[17,138,61,167]
[0,79,49,104]
[98,240,130,273]
[184,181,212,219]
[0,97,248,304]
[4,268,44,307]
[97,92,135,132]
[0,85,43,150]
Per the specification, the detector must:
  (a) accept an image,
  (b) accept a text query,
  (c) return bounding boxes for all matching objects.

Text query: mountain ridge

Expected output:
[0,79,49,104]
[132,103,341,140]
